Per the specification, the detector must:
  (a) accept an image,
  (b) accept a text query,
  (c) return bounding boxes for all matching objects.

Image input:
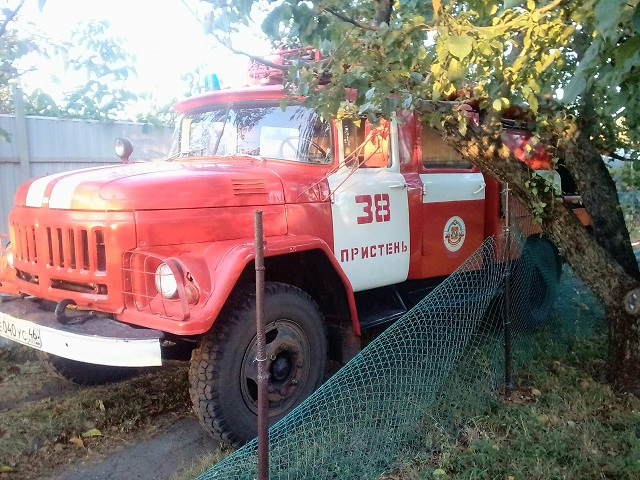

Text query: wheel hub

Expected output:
[240,319,310,417]
[271,354,292,382]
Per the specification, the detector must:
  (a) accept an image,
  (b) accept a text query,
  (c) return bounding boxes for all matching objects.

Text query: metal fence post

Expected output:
[254,210,269,480]
[502,184,514,398]
[12,85,31,183]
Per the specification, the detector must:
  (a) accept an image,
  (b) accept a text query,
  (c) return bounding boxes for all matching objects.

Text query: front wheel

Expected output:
[37,351,136,385]
[189,282,327,447]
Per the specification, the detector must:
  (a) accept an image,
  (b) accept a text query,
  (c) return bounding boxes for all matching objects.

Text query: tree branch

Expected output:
[409,0,566,36]
[0,0,26,38]
[218,40,289,71]
[605,151,634,162]
[177,0,289,72]
[418,99,640,303]
[322,7,384,32]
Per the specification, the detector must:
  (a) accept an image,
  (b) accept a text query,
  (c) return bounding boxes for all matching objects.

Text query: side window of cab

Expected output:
[420,125,472,170]
[342,119,391,168]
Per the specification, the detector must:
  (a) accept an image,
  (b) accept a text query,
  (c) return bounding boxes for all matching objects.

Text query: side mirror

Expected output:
[115,137,134,164]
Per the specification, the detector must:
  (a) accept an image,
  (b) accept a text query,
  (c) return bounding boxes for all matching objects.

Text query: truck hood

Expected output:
[15,160,286,211]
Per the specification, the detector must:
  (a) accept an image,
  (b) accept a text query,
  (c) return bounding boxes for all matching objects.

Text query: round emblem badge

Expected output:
[443,216,466,252]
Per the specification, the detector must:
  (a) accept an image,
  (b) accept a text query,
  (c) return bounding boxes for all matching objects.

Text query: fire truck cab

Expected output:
[0,63,571,446]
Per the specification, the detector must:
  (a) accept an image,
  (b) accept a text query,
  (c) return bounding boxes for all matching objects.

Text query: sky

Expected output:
[14,0,269,109]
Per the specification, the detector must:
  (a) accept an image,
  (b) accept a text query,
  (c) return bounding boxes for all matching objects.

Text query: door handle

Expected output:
[473,182,486,194]
[390,183,407,189]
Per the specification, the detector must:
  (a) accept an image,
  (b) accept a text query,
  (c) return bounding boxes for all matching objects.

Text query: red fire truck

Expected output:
[0,60,583,446]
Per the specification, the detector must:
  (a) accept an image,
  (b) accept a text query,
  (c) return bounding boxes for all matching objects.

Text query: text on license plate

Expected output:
[1,319,42,348]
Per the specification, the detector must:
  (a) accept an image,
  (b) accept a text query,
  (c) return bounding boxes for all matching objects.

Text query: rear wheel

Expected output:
[189,281,327,447]
[511,237,561,328]
[37,351,136,385]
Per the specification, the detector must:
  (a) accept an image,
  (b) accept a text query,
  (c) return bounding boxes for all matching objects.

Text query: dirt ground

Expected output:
[0,350,226,480]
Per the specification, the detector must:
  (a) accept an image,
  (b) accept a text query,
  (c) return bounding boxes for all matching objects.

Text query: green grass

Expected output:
[171,449,234,480]
[386,332,640,480]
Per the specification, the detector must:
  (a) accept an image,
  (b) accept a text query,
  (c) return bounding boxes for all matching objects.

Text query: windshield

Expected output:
[168,104,333,164]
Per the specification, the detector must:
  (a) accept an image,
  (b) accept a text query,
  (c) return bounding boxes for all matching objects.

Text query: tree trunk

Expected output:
[418,102,640,393]
[373,0,393,26]
[561,125,640,280]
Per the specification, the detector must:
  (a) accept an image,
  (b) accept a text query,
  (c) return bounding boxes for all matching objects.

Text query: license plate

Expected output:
[1,317,42,348]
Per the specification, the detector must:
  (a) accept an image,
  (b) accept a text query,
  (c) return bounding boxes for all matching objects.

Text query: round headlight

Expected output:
[155,263,178,299]
[5,243,13,269]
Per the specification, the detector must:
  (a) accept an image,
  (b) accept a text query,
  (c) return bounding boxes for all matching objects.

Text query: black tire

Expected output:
[37,351,136,385]
[189,281,327,447]
[511,237,561,328]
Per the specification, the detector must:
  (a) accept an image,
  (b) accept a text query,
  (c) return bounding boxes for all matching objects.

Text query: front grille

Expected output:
[14,224,37,263]
[12,221,107,274]
[44,227,106,272]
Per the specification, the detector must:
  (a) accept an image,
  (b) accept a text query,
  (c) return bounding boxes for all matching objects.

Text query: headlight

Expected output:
[154,263,178,299]
[5,243,13,269]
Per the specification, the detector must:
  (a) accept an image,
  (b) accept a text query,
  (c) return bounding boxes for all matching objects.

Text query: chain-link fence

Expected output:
[197,193,600,479]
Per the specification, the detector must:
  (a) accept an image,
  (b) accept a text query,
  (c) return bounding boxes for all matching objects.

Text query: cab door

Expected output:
[328,119,410,292]
[418,125,486,277]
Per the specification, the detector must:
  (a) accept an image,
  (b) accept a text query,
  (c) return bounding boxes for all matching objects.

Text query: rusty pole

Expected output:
[254,210,269,480]
[502,184,513,398]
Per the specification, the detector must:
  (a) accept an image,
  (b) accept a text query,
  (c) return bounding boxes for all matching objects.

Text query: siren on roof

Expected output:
[204,73,221,91]
[247,47,321,86]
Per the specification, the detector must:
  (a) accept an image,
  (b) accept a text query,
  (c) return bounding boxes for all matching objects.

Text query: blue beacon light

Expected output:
[205,73,221,91]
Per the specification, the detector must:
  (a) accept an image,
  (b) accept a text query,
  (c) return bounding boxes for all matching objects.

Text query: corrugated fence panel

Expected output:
[0,162,20,234]
[26,117,172,161]
[0,115,173,232]
[0,116,20,233]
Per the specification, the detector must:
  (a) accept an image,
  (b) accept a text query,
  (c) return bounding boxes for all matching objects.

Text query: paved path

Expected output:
[46,418,222,480]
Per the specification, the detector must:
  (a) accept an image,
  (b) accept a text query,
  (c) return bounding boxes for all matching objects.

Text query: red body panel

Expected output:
[0,84,556,339]
[8,207,136,313]
[116,235,358,336]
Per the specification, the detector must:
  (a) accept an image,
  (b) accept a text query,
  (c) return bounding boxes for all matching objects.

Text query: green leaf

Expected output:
[82,428,103,438]
[298,82,310,96]
[365,87,376,100]
[448,34,474,60]
[615,35,640,72]
[433,80,443,100]
[633,3,640,34]
[594,0,626,40]
[358,102,373,115]
[536,52,558,74]
[458,117,467,136]
[503,0,523,9]
[528,94,538,114]
[447,58,465,80]
[476,40,492,56]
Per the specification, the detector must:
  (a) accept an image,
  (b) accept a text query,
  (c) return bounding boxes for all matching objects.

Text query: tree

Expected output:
[0,0,41,115]
[26,20,139,121]
[1,2,140,122]
[199,0,640,392]
[0,3,199,127]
